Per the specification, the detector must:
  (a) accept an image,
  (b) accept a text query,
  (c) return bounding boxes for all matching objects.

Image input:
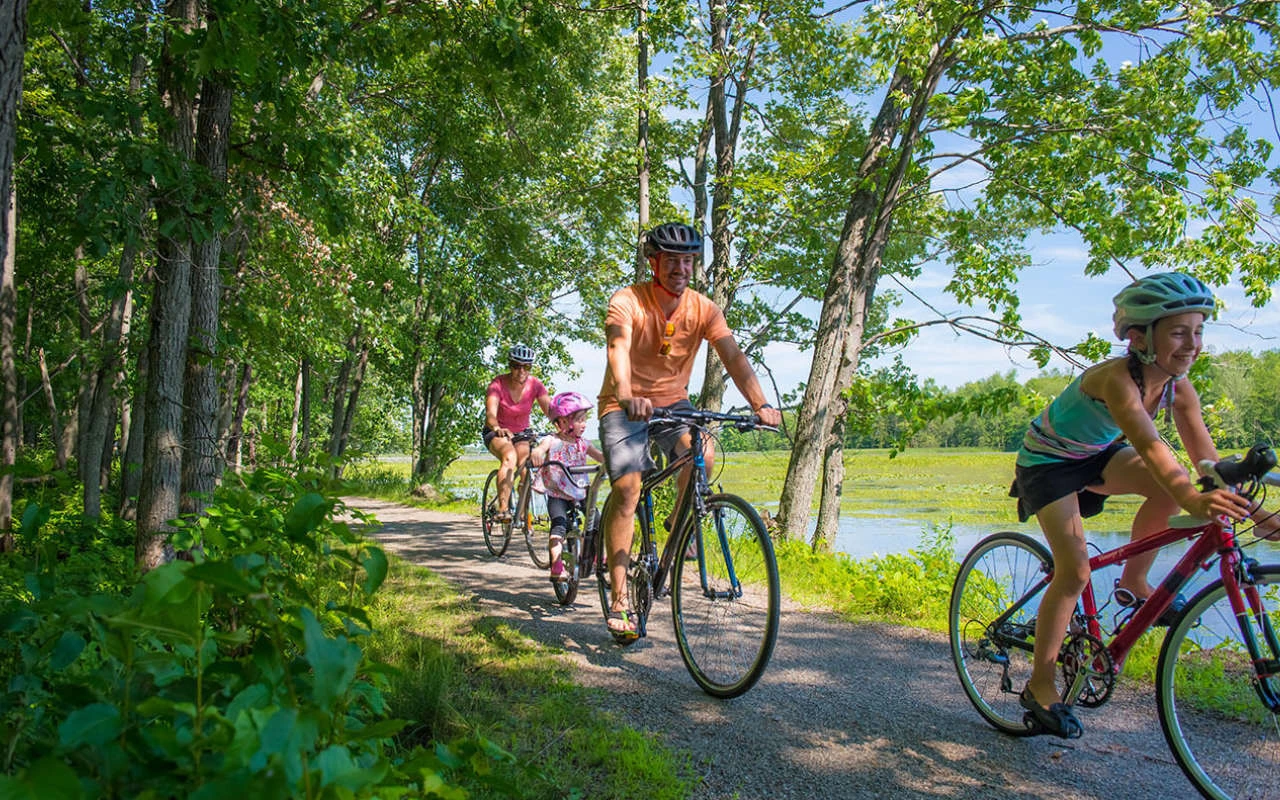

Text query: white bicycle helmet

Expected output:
[1111,272,1216,340]
[508,343,535,365]
[549,391,592,420]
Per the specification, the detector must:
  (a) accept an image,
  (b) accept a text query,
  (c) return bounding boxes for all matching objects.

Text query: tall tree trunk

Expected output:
[0,0,28,548]
[332,342,369,478]
[82,238,140,517]
[37,349,67,470]
[224,361,251,472]
[299,356,311,457]
[635,4,650,280]
[288,357,304,460]
[697,1,759,413]
[119,341,146,519]
[180,75,231,516]
[776,57,944,541]
[72,250,95,474]
[136,0,199,570]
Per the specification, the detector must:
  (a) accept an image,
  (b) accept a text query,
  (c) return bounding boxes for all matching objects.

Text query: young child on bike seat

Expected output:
[1009,272,1267,739]
[530,392,604,584]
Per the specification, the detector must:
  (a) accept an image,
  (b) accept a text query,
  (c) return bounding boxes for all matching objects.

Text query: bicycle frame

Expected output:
[634,422,747,604]
[991,514,1280,701]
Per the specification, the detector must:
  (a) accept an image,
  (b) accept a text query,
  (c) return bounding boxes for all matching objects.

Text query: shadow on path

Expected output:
[349,497,1199,800]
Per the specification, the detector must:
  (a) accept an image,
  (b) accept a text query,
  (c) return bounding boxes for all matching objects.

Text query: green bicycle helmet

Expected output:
[1111,272,1216,340]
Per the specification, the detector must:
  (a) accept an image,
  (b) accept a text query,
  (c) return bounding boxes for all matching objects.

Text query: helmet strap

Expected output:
[1130,324,1187,380]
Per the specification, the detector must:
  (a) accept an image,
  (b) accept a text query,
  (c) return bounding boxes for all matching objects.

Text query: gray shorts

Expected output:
[600,399,695,481]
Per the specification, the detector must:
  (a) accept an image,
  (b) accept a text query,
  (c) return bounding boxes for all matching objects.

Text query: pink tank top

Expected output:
[487,375,547,431]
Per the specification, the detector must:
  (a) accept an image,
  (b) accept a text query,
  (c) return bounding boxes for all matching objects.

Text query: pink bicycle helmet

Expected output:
[549,391,592,420]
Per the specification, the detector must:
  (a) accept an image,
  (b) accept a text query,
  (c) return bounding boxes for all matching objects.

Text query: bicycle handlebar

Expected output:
[1196,444,1278,495]
[536,459,599,489]
[649,407,779,433]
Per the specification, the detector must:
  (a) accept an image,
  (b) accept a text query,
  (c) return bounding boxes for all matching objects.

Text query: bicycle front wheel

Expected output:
[553,534,581,606]
[481,469,510,557]
[524,487,552,569]
[1156,563,1280,800]
[949,531,1052,735]
[672,494,780,698]
[595,503,650,646]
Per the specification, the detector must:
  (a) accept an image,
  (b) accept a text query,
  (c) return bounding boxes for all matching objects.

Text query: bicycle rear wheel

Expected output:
[523,486,552,569]
[949,531,1052,735]
[1156,563,1280,800]
[480,469,511,557]
[671,494,780,698]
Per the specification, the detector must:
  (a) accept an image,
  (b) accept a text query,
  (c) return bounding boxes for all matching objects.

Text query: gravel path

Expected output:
[347,497,1201,799]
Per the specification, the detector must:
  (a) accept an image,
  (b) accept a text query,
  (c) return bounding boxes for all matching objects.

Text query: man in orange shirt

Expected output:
[598,222,782,639]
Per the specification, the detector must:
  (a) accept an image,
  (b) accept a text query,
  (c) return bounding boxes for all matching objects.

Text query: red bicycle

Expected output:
[950,444,1280,800]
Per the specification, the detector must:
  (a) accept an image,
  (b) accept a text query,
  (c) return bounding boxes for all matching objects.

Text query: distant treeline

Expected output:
[716,349,1280,454]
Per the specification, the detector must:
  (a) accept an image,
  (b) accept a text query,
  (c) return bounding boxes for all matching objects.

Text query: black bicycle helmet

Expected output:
[508,343,535,365]
[643,222,703,257]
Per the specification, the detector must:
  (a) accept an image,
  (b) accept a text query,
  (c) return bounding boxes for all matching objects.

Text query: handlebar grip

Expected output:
[1198,444,1278,491]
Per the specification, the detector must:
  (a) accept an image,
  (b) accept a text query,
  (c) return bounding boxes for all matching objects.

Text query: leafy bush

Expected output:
[775,522,957,627]
[0,470,508,799]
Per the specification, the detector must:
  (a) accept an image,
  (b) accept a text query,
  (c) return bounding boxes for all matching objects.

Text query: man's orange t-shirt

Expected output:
[597,282,733,417]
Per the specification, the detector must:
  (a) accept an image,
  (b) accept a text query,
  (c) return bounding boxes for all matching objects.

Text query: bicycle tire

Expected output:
[480,469,511,557]
[523,482,553,569]
[553,531,580,606]
[671,494,780,698]
[949,531,1052,735]
[1155,563,1280,800]
[596,505,649,647]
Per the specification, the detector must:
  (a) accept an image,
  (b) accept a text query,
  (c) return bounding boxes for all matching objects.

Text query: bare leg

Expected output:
[1093,447,1180,598]
[487,437,518,515]
[1027,493,1091,707]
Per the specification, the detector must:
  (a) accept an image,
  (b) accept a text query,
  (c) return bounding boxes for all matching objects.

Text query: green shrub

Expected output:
[0,471,510,799]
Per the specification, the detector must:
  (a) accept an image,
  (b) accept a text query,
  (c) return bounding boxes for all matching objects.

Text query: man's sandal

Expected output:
[606,609,639,643]
[1019,687,1083,739]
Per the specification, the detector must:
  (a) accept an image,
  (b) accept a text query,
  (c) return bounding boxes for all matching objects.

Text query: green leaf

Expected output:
[185,561,261,595]
[58,703,121,749]
[0,757,84,800]
[361,547,388,596]
[301,607,361,708]
[50,631,86,670]
[284,493,329,541]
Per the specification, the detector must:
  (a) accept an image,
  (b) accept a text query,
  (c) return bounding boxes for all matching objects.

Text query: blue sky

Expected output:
[548,256,1280,439]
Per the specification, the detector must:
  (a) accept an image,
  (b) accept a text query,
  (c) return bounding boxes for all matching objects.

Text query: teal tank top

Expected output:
[1016,375,1122,467]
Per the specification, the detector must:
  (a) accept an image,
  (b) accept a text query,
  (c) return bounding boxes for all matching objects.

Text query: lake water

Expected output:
[817,508,1280,602]
[447,470,1280,600]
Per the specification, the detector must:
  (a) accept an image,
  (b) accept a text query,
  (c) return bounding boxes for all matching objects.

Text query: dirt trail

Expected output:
[348,497,1200,800]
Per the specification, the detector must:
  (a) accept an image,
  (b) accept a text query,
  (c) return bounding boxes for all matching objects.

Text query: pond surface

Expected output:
[817,509,1280,603]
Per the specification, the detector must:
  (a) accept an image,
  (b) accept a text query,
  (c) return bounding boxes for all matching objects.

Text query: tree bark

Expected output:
[289,357,304,461]
[775,54,946,541]
[37,349,68,470]
[224,361,251,472]
[136,0,199,570]
[81,237,140,517]
[180,74,231,516]
[0,0,28,548]
[635,4,650,280]
[697,1,760,413]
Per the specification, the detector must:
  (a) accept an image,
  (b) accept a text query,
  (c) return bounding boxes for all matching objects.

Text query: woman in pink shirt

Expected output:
[483,344,552,521]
